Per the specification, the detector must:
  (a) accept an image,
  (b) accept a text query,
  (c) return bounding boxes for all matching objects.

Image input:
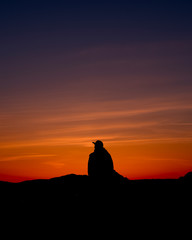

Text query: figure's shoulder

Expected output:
[103,148,111,155]
[89,152,95,157]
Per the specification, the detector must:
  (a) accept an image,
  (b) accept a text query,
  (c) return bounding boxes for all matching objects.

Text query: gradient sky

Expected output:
[0,1,192,182]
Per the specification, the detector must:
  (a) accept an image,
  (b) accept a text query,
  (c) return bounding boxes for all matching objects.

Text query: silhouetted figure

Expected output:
[88,140,114,178]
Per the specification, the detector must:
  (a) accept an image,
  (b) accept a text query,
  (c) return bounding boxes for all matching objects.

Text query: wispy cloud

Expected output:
[23,95,192,123]
[1,95,192,149]
[0,154,57,162]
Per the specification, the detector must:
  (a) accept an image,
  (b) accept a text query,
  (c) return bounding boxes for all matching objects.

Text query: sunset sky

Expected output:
[0,1,192,182]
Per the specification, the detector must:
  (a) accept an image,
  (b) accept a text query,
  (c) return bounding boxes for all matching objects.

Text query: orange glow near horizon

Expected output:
[1,95,192,182]
[0,141,192,182]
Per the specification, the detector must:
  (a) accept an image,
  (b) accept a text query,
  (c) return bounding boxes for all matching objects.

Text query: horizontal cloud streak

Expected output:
[1,95,192,150]
[0,154,57,162]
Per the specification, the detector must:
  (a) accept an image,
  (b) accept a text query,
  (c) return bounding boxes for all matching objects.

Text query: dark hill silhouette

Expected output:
[1,171,192,186]
[1,171,191,200]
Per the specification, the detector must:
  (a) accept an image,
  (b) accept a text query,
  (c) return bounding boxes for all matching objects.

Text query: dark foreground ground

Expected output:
[1,171,192,207]
[1,172,192,237]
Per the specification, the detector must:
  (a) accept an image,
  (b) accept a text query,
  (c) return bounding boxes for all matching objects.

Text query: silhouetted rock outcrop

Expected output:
[179,171,192,181]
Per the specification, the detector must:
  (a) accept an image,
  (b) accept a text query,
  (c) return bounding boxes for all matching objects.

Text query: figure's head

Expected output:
[92,140,103,150]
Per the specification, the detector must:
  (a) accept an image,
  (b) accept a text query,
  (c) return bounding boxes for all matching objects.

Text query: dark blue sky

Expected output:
[1,1,192,84]
[1,0,192,109]
[1,1,192,44]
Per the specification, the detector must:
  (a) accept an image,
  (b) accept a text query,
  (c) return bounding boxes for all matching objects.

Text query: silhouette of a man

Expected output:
[88,140,114,178]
